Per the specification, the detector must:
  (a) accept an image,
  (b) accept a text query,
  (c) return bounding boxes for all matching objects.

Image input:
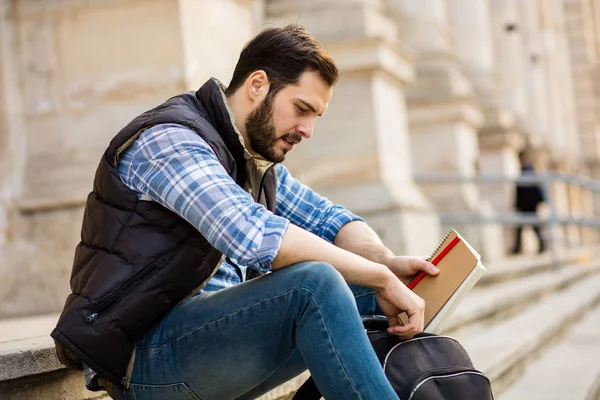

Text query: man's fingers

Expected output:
[387,323,418,338]
[417,257,439,275]
[386,314,400,328]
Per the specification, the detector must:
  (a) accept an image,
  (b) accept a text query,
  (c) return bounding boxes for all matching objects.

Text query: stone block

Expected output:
[0,207,83,318]
[15,0,186,208]
[178,0,259,89]
[0,369,106,400]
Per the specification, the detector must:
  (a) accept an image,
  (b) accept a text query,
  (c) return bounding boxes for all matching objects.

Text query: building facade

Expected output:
[1,0,599,318]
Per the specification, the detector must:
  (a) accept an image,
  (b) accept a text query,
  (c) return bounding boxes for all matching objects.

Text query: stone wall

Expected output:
[0,0,260,318]
[1,0,599,317]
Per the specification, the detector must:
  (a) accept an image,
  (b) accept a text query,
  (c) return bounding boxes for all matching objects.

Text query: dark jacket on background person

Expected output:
[515,163,545,212]
[51,79,277,388]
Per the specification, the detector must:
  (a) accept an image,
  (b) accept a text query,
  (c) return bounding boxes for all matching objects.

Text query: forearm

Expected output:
[272,223,394,290]
[333,220,394,265]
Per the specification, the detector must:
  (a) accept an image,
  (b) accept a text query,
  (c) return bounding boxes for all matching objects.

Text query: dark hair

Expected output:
[225,24,339,97]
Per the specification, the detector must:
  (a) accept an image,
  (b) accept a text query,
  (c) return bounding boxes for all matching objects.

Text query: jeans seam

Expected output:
[308,295,365,400]
[137,286,316,353]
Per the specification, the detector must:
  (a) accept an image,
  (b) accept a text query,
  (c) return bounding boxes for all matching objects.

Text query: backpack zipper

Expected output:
[85,260,163,323]
[407,370,490,400]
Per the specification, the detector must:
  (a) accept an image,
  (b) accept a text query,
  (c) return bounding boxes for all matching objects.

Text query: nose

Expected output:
[297,119,314,139]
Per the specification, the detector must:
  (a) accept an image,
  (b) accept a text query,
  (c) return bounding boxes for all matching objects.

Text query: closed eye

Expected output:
[296,105,309,115]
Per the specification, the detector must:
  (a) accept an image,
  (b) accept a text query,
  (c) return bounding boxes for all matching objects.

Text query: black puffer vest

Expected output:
[51,79,277,387]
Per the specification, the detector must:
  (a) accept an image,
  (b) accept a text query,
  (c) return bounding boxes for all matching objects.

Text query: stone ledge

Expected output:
[1,251,594,398]
[444,261,600,334]
[0,313,306,400]
[0,336,62,381]
[478,247,591,286]
[498,304,600,400]
[454,272,600,395]
[0,314,60,381]
[0,369,107,400]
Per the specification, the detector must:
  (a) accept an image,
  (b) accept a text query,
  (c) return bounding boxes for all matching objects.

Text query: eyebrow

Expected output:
[297,99,323,117]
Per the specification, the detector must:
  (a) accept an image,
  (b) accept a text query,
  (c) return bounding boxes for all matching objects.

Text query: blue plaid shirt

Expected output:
[84,119,365,391]
[116,123,364,292]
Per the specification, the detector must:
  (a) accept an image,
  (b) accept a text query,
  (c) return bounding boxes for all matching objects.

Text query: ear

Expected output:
[246,70,270,102]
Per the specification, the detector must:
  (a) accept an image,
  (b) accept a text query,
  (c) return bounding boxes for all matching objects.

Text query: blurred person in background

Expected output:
[511,150,546,254]
[51,24,439,400]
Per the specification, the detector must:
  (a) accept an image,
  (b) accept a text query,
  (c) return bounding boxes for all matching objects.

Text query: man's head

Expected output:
[226,24,338,163]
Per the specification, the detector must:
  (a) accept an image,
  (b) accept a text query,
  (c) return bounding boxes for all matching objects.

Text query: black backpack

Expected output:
[293,315,494,400]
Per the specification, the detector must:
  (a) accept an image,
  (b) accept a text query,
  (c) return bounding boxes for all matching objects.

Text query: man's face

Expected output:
[245,71,332,163]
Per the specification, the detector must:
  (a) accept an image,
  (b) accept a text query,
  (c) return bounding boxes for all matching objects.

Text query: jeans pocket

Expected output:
[129,382,201,400]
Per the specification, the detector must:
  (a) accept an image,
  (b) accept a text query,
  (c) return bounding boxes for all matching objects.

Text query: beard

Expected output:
[245,92,302,163]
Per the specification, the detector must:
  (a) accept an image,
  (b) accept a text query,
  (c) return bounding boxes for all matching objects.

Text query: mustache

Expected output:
[282,133,303,144]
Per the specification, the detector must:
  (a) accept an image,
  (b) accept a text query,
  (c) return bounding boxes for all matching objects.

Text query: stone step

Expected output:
[258,372,310,400]
[478,247,591,286]
[1,254,595,400]
[0,314,106,400]
[257,261,600,400]
[453,272,600,396]
[444,261,600,334]
[498,303,600,400]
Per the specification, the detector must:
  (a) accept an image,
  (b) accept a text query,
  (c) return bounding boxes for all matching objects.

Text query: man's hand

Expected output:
[375,276,425,339]
[385,255,439,285]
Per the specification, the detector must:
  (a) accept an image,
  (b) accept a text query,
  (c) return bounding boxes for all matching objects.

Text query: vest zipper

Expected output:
[256,164,275,204]
[85,261,162,323]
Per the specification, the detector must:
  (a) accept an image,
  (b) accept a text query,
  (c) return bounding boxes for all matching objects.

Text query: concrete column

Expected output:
[0,0,27,314]
[0,0,261,318]
[178,0,262,89]
[523,0,581,244]
[447,0,527,255]
[490,0,530,127]
[537,1,579,159]
[446,0,496,102]
[386,0,504,260]
[267,0,441,255]
[389,0,453,55]
[519,0,578,160]
[563,0,600,165]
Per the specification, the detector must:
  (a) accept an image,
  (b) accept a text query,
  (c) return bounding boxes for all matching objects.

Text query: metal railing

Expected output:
[414,172,600,268]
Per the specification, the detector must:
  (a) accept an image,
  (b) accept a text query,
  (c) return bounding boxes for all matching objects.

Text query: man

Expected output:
[52,24,439,400]
[511,150,546,254]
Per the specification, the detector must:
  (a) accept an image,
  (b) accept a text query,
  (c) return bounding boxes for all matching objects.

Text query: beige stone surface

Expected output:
[0,369,106,400]
[0,0,597,329]
[499,302,600,400]
[257,372,310,400]
[455,273,600,385]
[0,0,259,318]
[179,0,261,89]
[15,0,186,208]
[0,207,83,318]
[270,0,441,255]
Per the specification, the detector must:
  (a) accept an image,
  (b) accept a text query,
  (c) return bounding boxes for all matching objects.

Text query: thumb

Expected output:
[418,258,439,275]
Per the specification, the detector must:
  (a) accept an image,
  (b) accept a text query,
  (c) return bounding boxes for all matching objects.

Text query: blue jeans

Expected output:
[113,262,399,400]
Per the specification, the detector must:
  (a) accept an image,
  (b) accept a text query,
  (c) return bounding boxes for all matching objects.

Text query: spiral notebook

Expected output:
[399,229,487,334]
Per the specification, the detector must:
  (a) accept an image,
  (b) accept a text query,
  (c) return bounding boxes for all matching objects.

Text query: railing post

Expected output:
[544,172,559,269]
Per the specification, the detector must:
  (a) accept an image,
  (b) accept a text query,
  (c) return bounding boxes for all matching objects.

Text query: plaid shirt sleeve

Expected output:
[275,164,365,243]
[117,123,289,273]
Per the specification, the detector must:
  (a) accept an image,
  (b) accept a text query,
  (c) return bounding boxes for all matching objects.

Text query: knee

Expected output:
[290,261,352,301]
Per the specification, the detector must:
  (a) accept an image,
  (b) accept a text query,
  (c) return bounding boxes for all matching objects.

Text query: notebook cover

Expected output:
[425,260,486,334]
[399,229,479,327]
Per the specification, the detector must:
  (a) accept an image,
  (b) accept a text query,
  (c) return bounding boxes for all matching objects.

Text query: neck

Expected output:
[225,91,251,148]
